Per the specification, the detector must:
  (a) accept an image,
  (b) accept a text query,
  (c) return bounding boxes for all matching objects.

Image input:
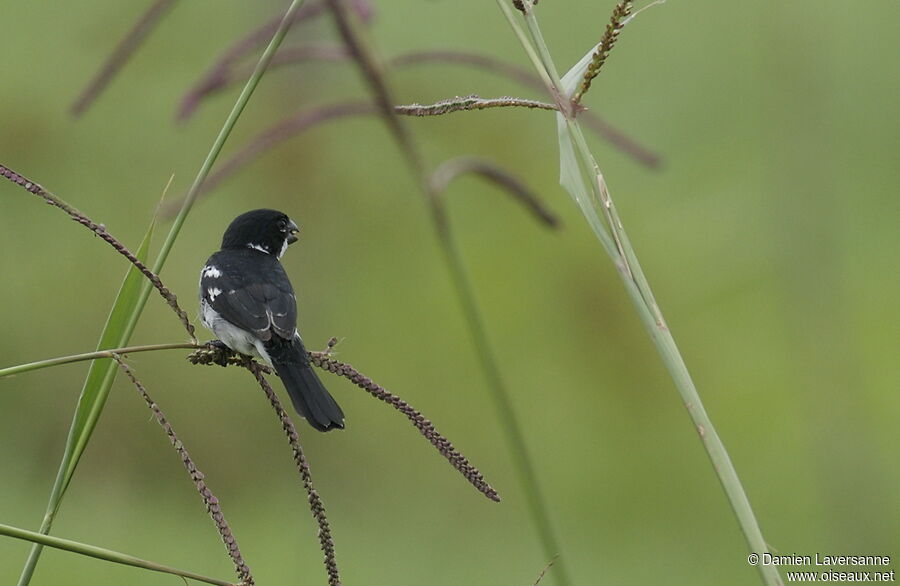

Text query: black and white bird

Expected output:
[199,209,344,432]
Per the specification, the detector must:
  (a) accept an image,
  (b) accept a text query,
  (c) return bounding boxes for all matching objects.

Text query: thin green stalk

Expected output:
[565,123,660,319]
[324,1,572,583]
[497,4,783,585]
[17,1,309,582]
[1,523,235,586]
[0,343,198,379]
[563,51,785,586]
[435,213,573,586]
[157,0,309,276]
[495,1,556,98]
[19,219,157,586]
[522,12,565,93]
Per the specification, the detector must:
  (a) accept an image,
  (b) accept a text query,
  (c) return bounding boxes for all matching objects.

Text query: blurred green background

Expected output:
[1,1,898,584]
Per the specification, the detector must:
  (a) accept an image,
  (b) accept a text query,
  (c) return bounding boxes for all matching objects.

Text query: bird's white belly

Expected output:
[200,300,272,365]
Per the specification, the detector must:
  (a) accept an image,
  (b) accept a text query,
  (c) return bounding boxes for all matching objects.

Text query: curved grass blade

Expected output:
[18,217,156,584]
[1,523,235,586]
[71,0,180,117]
[500,5,784,584]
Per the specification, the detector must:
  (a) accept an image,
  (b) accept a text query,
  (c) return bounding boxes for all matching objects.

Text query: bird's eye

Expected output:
[277,219,287,230]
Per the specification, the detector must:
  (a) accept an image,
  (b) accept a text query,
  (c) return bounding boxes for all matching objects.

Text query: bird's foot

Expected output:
[186,340,273,373]
[207,340,234,366]
[186,340,234,367]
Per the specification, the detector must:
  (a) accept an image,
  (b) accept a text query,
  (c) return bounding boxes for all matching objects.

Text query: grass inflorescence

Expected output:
[112,355,254,585]
[0,163,196,342]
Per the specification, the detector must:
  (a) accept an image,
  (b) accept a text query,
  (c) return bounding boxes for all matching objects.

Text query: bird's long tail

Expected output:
[265,336,344,432]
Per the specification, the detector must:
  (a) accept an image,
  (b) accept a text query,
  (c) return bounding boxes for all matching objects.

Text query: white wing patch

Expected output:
[247,243,268,254]
[202,265,222,278]
[207,287,223,302]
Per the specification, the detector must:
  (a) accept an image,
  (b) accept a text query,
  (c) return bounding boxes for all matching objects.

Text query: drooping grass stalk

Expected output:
[390,51,660,167]
[112,356,254,585]
[17,1,310,582]
[323,1,571,583]
[496,3,783,584]
[0,523,236,586]
[167,97,556,214]
[0,342,198,379]
[179,44,350,121]
[244,362,340,586]
[179,43,660,168]
[177,0,374,121]
[309,350,502,502]
[0,164,196,341]
[431,155,559,228]
[70,0,180,116]
[187,343,503,503]
[183,101,375,208]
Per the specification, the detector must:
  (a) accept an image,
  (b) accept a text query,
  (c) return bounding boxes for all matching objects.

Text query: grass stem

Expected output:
[1,523,236,586]
[324,1,572,582]
[497,4,784,584]
[17,1,310,582]
[0,343,198,379]
[70,0,180,116]
[113,356,254,584]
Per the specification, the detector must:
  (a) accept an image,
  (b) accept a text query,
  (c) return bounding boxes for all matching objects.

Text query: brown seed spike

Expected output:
[187,343,501,502]
[111,356,254,585]
[571,0,633,108]
[308,351,501,503]
[0,162,197,342]
[245,361,342,586]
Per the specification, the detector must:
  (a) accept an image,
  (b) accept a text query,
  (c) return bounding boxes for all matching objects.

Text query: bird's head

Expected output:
[221,209,299,258]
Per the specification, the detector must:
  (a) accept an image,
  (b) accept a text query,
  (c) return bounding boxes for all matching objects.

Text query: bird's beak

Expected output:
[286,220,299,244]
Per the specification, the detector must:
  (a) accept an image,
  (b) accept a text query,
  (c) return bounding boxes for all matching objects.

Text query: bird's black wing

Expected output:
[201,249,297,341]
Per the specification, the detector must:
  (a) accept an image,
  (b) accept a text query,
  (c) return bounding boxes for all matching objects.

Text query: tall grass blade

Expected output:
[536,19,784,586]
[556,43,617,255]
[323,1,571,581]
[18,219,155,584]
[2,523,235,586]
[19,2,309,582]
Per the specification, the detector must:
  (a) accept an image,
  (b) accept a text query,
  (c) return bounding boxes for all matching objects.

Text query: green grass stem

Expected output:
[1,523,235,586]
[496,4,784,584]
[17,1,309,582]
[0,343,198,379]
[324,2,572,583]
[17,217,157,585]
